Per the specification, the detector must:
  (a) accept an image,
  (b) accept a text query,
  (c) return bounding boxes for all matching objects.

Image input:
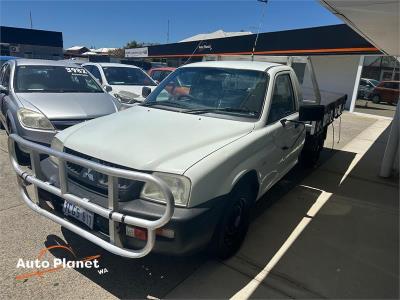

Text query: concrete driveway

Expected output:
[0,112,398,299]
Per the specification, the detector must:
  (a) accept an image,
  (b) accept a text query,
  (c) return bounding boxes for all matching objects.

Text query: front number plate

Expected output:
[63,201,94,229]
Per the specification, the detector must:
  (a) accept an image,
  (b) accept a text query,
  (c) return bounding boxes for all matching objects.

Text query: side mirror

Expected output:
[103,85,112,92]
[280,119,288,127]
[0,85,9,95]
[142,86,152,98]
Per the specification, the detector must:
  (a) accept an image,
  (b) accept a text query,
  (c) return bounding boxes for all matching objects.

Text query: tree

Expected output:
[125,40,144,49]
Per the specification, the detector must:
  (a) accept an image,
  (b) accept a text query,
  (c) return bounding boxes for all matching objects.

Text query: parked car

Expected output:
[0,59,120,163]
[82,63,157,104]
[9,61,346,259]
[148,67,176,83]
[358,78,380,99]
[370,80,399,105]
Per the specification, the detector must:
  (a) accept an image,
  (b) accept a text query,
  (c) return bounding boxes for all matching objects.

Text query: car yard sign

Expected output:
[125,47,148,58]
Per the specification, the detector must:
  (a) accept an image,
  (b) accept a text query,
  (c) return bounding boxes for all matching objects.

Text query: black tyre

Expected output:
[300,134,324,168]
[372,95,380,104]
[210,184,253,259]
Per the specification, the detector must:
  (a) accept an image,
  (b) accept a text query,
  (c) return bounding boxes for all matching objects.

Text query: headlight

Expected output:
[49,137,64,165]
[17,108,54,131]
[140,172,191,206]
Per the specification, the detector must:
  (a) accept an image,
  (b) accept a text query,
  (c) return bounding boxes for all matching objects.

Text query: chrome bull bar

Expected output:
[8,134,174,258]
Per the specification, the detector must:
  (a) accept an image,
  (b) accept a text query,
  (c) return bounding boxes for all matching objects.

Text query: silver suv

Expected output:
[0,59,120,162]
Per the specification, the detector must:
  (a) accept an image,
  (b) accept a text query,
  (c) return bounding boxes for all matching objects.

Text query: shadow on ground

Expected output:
[245,127,399,299]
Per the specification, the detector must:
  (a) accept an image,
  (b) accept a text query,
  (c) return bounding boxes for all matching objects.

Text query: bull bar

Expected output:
[8,134,175,258]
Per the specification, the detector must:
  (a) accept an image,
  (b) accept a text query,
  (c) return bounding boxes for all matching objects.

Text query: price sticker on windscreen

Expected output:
[65,67,88,76]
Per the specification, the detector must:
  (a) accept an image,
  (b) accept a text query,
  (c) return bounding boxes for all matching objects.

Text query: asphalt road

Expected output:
[0,112,398,299]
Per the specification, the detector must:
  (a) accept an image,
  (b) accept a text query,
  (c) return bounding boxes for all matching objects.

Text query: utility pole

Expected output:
[167,19,170,43]
[29,11,33,29]
[251,0,268,61]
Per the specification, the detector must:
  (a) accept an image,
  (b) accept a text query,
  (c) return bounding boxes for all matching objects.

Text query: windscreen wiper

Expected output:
[141,101,186,109]
[184,107,259,117]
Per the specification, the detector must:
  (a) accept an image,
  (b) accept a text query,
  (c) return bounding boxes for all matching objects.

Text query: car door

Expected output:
[380,82,392,102]
[266,72,302,174]
[257,72,302,195]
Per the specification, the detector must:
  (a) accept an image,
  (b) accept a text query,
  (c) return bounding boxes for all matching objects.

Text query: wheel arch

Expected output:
[6,110,17,133]
[231,170,260,201]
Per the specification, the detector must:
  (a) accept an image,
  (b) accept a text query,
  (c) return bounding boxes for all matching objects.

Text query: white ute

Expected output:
[82,62,157,105]
[9,61,346,258]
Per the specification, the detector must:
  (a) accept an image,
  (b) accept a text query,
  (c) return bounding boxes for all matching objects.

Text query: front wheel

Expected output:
[210,185,253,259]
[372,95,381,104]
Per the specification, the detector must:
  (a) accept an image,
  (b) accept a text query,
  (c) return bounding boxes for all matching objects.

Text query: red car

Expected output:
[148,67,176,83]
[370,81,399,105]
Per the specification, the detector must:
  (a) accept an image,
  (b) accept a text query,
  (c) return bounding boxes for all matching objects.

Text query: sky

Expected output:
[0,0,342,48]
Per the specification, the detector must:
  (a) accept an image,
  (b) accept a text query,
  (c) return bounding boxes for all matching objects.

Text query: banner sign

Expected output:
[125,47,148,58]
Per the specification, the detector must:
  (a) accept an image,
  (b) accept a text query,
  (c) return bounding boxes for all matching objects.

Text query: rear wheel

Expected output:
[372,95,381,104]
[300,133,324,168]
[210,184,253,259]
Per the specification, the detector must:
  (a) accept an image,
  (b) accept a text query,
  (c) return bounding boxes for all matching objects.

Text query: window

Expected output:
[151,70,162,82]
[384,82,400,90]
[83,65,93,73]
[144,67,268,119]
[1,64,11,88]
[14,65,103,93]
[267,74,296,124]
[0,65,6,85]
[102,66,156,86]
[90,66,103,84]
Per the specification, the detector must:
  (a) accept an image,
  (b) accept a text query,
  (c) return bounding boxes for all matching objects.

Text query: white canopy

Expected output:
[320,1,399,55]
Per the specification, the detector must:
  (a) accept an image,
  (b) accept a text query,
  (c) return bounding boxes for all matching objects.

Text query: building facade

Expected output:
[0,26,63,60]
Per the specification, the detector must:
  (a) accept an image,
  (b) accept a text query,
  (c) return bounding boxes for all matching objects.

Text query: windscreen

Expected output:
[15,65,103,93]
[102,66,156,86]
[144,67,268,119]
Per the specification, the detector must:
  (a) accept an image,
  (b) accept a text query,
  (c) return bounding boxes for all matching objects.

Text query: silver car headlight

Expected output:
[49,137,64,165]
[140,172,191,206]
[17,108,54,131]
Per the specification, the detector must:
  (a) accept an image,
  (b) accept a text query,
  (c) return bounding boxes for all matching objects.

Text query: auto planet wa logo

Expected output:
[15,245,107,280]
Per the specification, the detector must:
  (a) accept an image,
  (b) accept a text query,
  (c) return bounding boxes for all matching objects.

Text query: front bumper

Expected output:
[8,134,175,258]
[39,159,223,255]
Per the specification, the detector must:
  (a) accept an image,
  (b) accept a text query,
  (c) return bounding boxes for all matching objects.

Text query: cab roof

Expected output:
[180,60,282,72]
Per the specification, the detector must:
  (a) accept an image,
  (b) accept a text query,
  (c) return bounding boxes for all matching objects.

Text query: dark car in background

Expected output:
[370,81,399,105]
[358,78,380,99]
